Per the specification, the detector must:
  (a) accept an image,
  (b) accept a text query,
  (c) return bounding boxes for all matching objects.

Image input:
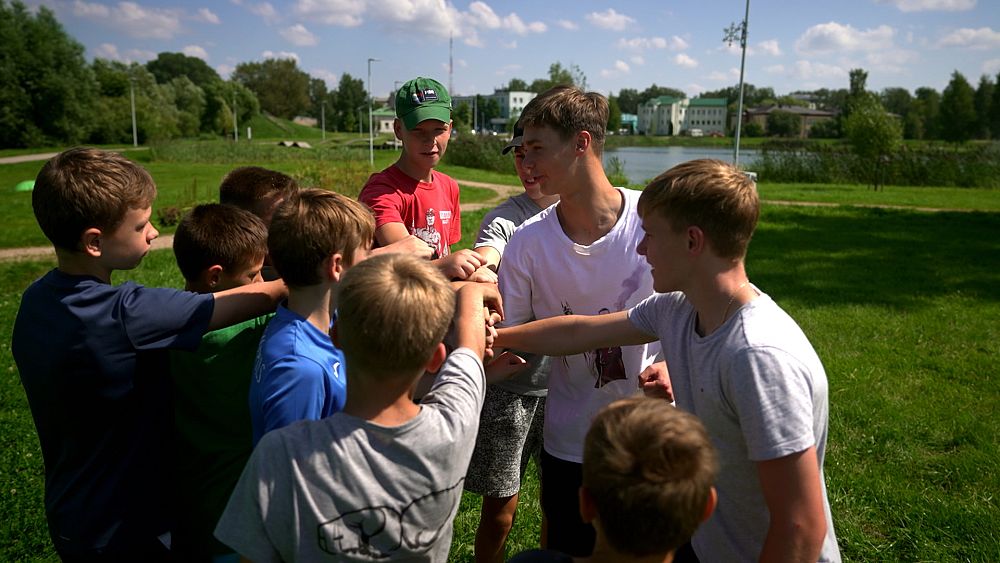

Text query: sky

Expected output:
[25,0,1000,99]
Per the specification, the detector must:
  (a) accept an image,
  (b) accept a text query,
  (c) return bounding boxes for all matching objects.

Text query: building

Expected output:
[453,89,537,133]
[371,107,395,134]
[637,96,727,136]
[741,105,837,138]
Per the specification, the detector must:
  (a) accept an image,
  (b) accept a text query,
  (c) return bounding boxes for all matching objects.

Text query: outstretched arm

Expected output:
[757,447,827,562]
[495,311,656,356]
[453,283,503,358]
[208,279,286,331]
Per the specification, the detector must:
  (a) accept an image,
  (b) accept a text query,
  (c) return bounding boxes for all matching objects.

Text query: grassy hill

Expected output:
[245,113,326,140]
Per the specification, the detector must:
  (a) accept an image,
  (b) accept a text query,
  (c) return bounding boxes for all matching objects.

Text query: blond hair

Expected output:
[336,253,454,378]
[518,85,608,154]
[638,159,759,259]
[172,204,267,282]
[33,147,156,251]
[267,188,375,288]
[584,397,718,557]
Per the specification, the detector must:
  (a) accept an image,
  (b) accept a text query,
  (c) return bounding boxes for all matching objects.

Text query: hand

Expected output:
[374,235,434,260]
[638,361,673,402]
[484,351,528,384]
[483,307,504,359]
[437,249,486,281]
[467,265,499,284]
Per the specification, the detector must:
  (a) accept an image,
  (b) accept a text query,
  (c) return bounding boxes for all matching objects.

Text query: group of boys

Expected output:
[13,75,842,562]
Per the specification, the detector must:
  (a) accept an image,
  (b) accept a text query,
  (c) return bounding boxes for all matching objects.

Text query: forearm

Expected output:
[758,517,826,563]
[757,448,827,563]
[495,311,654,356]
[453,286,487,356]
[473,245,501,270]
[209,280,285,331]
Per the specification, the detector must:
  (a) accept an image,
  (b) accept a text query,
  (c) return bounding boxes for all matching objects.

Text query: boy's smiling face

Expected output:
[396,118,452,169]
[101,205,159,271]
[520,124,577,197]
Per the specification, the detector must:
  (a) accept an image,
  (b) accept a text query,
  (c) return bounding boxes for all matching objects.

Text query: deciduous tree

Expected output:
[844,95,901,190]
[938,71,977,143]
[232,58,310,119]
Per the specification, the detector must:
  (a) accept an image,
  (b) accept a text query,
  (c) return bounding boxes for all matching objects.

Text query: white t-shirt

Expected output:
[628,290,841,562]
[499,187,660,463]
[215,349,486,562]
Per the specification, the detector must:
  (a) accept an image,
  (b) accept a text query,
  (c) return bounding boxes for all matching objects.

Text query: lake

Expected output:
[603,146,759,184]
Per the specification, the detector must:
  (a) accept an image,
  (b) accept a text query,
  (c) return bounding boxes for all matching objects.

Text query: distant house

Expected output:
[638,96,727,136]
[453,89,537,133]
[620,113,638,133]
[741,104,837,138]
[372,107,395,134]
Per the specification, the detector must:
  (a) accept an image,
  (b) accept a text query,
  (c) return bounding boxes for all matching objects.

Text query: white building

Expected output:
[638,96,728,136]
[453,89,537,132]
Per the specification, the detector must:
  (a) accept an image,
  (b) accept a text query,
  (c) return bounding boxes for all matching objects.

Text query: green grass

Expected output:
[757,182,1000,211]
[2,203,998,561]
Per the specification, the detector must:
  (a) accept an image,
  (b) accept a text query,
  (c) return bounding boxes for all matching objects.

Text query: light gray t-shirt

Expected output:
[628,290,841,563]
[214,348,486,562]
[476,193,551,397]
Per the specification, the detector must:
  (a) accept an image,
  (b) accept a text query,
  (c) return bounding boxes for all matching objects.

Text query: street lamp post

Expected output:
[321,101,326,141]
[129,76,138,147]
[368,57,380,167]
[724,0,751,167]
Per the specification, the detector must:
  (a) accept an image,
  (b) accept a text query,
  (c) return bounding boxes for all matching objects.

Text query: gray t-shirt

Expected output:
[476,193,551,397]
[628,290,841,562]
[214,348,486,562]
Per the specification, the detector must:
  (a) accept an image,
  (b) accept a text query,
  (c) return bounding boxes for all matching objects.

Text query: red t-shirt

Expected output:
[359,165,462,258]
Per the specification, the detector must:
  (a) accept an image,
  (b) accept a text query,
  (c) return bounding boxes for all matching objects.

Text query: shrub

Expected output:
[443,134,511,174]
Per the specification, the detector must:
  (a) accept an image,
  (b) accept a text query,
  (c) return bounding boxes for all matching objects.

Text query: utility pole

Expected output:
[368,57,380,167]
[321,101,326,141]
[724,0,751,167]
[129,76,138,147]
[233,91,238,142]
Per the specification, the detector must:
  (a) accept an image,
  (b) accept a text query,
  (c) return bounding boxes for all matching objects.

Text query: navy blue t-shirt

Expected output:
[12,269,214,554]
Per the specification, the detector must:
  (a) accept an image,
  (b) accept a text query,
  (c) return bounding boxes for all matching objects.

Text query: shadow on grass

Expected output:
[749,206,1000,308]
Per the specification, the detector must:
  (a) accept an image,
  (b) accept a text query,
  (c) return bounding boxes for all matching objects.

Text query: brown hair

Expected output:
[518,85,608,154]
[218,166,299,220]
[267,188,375,288]
[584,397,718,557]
[638,159,759,259]
[172,203,268,282]
[32,147,156,251]
[336,253,454,378]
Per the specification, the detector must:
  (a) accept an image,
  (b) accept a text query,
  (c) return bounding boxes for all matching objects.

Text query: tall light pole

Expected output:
[367,57,380,167]
[129,76,138,147]
[724,0,751,167]
[321,100,326,141]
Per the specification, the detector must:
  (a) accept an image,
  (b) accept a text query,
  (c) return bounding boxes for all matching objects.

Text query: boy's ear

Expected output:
[686,226,706,255]
[423,342,447,374]
[575,130,592,154]
[701,486,718,523]
[201,264,224,289]
[81,228,103,257]
[326,253,346,282]
[578,485,597,524]
[393,118,404,140]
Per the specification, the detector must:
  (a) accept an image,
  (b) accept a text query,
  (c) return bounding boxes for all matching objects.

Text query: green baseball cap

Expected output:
[395,77,452,130]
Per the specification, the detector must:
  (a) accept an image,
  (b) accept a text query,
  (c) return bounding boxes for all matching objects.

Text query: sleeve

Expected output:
[119,284,214,351]
[497,234,535,328]
[627,293,664,336]
[475,210,516,256]
[724,347,818,461]
[214,434,285,563]
[259,357,328,435]
[420,348,486,424]
[359,177,405,228]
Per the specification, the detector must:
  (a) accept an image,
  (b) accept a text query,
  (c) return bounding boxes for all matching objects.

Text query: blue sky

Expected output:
[28,0,1000,98]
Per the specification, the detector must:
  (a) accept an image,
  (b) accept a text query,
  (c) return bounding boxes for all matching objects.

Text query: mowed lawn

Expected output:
[0,153,998,560]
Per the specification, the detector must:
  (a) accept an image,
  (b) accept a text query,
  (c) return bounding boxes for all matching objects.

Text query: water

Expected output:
[603,146,759,184]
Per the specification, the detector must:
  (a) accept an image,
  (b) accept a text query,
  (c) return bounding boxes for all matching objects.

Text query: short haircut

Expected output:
[584,397,718,557]
[33,147,156,251]
[172,203,268,282]
[267,188,375,288]
[336,253,454,378]
[218,166,298,217]
[638,159,759,260]
[518,85,608,154]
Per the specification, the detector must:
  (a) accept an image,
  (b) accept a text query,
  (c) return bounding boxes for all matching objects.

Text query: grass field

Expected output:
[1,146,999,560]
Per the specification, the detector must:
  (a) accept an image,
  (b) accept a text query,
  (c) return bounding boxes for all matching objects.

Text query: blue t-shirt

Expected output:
[248,303,347,445]
[11,269,214,554]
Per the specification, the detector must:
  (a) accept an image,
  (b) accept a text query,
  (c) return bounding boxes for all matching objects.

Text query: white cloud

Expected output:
[92,42,155,63]
[216,64,234,78]
[687,83,705,96]
[764,64,786,74]
[556,19,578,30]
[617,36,687,51]
[494,63,522,76]
[674,54,698,68]
[281,23,319,46]
[937,27,1000,50]
[312,69,338,87]
[876,0,976,12]
[182,45,209,60]
[795,22,895,54]
[250,2,278,22]
[790,60,847,81]
[460,2,544,35]
[501,39,517,49]
[756,39,782,56]
[630,55,645,65]
[73,1,182,39]
[599,60,631,78]
[262,50,300,62]
[984,58,1000,74]
[865,49,919,72]
[585,8,634,31]
[707,68,740,81]
[195,7,220,24]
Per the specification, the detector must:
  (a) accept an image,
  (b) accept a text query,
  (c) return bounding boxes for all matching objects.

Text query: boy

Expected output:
[359,76,490,282]
[215,253,501,561]
[248,188,373,445]
[11,148,286,561]
[496,159,842,562]
[497,86,662,556]
[170,203,271,562]
[510,396,718,563]
[466,122,560,562]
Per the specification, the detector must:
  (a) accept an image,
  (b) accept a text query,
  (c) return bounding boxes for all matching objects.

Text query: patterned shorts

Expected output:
[464,386,545,498]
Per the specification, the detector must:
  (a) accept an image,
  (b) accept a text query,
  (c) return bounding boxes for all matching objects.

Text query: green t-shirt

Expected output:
[170,314,272,559]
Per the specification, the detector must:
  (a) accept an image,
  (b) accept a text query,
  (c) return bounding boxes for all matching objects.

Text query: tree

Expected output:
[640,84,685,101]
[529,62,588,93]
[973,74,994,139]
[617,88,641,114]
[991,71,1000,139]
[146,52,220,87]
[331,73,366,132]
[0,0,98,147]
[232,58,310,119]
[844,95,901,190]
[508,78,528,91]
[766,110,801,137]
[910,87,941,139]
[702,83,775,106]
[168,76,206,137]
[938,71,977,143]
[607,96,622,133]
[881,87,914,138]
[306,77,328,120]
[452,101,472,133]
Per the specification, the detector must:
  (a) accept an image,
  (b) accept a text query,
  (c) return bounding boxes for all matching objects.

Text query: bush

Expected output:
[442,134,511,174]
